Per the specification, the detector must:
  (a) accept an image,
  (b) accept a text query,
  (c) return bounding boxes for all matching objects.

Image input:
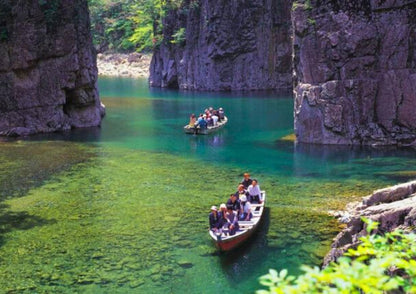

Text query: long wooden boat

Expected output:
[184,117,228,135]
[209,191,266,251]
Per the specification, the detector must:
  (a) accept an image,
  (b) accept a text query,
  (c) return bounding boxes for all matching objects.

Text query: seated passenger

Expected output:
[241,172,253,189]
[211,113,219,126]
[218,203,227,225]
[218,107,225,120]
[234,184,248,199]
[239,195,252,221]
[189,113,196,127]
[196,115,208,130]
[247,179,262,204]
[223,205,239,236]
[209,206,220,232]
[226,194,241,213]
[206,116,213,127]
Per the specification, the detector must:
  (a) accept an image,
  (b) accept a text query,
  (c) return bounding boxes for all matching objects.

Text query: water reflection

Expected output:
[220,208,270,286]
[188,133,226,152]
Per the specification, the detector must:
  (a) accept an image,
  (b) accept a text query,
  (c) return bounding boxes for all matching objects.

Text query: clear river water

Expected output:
[1,77,416,293]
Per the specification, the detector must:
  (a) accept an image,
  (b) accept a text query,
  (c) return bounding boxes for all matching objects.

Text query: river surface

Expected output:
[1,77,416,293]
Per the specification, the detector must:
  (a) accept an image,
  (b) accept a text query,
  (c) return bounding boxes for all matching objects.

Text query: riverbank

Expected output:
[325,180,416,265]
[97,53,151,78]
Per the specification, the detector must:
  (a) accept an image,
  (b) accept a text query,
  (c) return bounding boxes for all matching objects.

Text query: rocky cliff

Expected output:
[0,0,105,137]
[325,180,416,265]
[293,0,416,145]
[150,0,293,91]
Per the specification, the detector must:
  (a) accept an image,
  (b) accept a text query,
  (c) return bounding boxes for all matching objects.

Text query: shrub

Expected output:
[258,219,416,293]
[171,27,186,45]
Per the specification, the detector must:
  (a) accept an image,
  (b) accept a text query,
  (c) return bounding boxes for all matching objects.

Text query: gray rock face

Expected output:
[324,180,416,266]
[150,0,293,91]
[0,0,105,137]
[293,0,416,145]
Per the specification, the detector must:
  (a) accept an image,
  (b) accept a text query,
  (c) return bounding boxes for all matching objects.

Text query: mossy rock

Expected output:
[129,279,145,288]
[198,245,217,256]
[177,260,193,268]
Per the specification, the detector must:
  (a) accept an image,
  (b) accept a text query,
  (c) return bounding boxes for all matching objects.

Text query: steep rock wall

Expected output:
[293,0,416,145]
[150,0,293,91]
[0,0,105,137]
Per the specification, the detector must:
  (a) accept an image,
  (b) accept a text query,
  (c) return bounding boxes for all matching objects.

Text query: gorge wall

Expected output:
[150,0,293,91]
[151,0,416,145]
[293,0,416,145]
[0,0,104,137]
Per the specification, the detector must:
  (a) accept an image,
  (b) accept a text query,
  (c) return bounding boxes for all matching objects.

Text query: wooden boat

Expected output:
[184,117,228,135]
[209,191,266,251]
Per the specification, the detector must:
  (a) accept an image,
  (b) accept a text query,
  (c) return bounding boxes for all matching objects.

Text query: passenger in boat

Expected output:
[223,205,239,235]
[218,203,228,229]
[241,173,253,189]
[206,116,213,127]
[189,114,196,127]
[234,184,248,199]
[211,113,219,126]
[239,195,252,221]
[209,206,221,232]
[226,194,241,213]
[196,114,208,131]
[247,179,262,204]
[218,107,225,120]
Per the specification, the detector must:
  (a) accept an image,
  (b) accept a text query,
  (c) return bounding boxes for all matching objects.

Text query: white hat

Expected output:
[220,203,226,209]
[210,205,217,211]
[240,195,247,202]
[219,107,223,110]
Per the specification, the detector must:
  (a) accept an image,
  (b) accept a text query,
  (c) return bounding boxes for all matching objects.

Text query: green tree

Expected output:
[258,219,416,293]
[88,0,186,53]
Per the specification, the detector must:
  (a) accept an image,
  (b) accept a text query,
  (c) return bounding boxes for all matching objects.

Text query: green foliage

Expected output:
[307,18,316,25]
[171,27,186,45]
[304,0,312,10]
[258,220,416,293]
[89,0,187,53]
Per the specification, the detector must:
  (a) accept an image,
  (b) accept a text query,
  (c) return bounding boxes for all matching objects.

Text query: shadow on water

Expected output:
[25,127,103,143]
[0,203,55,248]
[219,208,270,283]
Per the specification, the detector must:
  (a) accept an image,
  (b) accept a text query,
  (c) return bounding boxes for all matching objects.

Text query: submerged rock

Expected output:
[177,260,193,269]
[324,180,416,266]
[0,0,105,137]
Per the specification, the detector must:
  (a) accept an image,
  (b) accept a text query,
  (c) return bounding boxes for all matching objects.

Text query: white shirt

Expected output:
[248,184,262,201]
[241,201,251,214]
[212,115,218,125]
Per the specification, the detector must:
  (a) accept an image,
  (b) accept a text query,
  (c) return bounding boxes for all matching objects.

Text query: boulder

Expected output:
[324,180,416,266]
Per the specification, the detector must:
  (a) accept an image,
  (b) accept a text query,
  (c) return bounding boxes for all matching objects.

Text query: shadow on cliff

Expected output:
[0,203,56,248]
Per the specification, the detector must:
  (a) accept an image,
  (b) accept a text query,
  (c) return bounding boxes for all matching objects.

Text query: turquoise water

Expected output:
[0,77,415,293]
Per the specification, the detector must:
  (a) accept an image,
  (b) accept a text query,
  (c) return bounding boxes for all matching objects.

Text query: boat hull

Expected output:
[184,117,228,135]
[209,191,266,252]
[211,224,258,251]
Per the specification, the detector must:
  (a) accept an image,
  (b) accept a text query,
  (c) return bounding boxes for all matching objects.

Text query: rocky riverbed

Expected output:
[325,180,416,266]
[97,53,151,78]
